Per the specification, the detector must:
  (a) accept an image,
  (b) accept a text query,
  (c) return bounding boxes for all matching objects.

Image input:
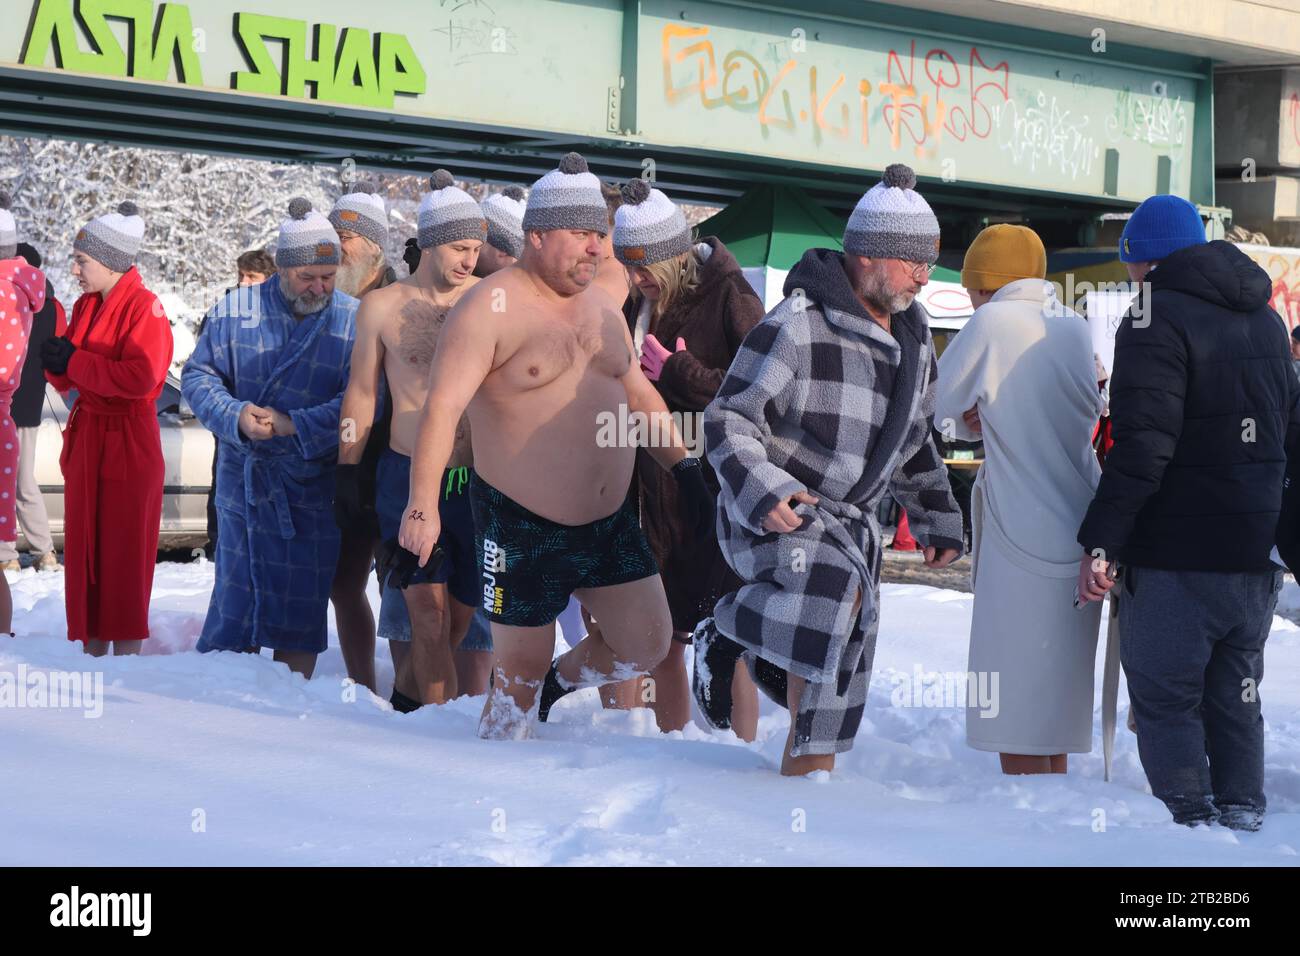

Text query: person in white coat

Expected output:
[936,224,1104,775]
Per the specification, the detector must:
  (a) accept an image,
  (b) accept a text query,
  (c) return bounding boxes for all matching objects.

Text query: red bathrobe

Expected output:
[47,267,173,643]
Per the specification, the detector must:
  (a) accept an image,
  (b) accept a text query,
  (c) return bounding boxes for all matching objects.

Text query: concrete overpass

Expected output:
[3,0,1299,244]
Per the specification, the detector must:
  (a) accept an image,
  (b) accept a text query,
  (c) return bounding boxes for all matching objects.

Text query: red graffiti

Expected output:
[882,40,1010,149]
[1274,277,1300,331]
[1290,92,1300,147]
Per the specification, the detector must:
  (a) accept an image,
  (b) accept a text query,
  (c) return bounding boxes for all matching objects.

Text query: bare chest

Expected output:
[383,294,453,375]
[495,304,632,392]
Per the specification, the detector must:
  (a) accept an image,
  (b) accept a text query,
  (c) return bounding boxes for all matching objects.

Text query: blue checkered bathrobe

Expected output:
[182,280,357,654]
[704,249,964,755]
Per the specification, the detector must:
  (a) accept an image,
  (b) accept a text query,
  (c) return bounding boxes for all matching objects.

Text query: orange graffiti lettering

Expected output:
[758,58,798,135]
[662,23,717,106]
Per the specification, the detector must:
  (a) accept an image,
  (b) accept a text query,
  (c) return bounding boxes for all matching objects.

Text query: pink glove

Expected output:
[640,334,686,382]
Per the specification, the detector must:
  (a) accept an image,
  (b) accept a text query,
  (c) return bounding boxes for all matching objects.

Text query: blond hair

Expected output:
[630,245,702,320]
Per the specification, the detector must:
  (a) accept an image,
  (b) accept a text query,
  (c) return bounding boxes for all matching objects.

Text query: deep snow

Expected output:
[2,561,1298,866]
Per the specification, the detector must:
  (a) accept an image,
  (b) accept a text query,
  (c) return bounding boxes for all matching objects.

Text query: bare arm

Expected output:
[616,310,688,471]
[338,291,386,464]
[398,290,498,564]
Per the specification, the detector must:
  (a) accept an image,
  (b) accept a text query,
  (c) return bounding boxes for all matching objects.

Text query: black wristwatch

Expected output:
[671,456,701,478]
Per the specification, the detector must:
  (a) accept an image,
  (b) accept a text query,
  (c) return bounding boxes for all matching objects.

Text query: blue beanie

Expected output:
[1120,195,1205,263]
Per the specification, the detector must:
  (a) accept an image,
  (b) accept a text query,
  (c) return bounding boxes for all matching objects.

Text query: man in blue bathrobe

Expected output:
[183,198,359,678]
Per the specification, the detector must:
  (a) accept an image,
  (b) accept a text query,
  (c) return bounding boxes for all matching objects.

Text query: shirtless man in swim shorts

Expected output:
[339,170,485,709]
[399,153,714,738]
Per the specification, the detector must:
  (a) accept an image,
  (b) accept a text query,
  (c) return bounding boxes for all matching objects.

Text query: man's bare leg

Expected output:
[273,649,317,680]
[479,621,555,738]
[780,674,836,776]
[455,650,494,698]
[731,658,759,742]
[780,586,860,775]
[114,640,142,656]
[389,639,411,695]
[83,640,108,658]
[448,598,476,651]
[590,614,638,709]
[557,576,672,692]
[602,634,691,731]
[404,581,456,705]
[445,597,486,698]
[330,528,377,692]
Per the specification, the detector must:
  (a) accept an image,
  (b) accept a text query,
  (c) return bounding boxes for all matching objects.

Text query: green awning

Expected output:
[697,183,960,282]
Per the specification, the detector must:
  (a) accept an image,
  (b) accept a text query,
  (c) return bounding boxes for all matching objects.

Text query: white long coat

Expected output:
[937,278,1104,754]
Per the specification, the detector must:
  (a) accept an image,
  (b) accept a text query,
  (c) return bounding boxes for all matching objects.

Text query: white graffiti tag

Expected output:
[995,91,1097,181]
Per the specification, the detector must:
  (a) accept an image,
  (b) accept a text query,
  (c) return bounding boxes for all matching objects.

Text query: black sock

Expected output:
[537,662,578,723]
[390,687,423,714]
[751,655,790,709]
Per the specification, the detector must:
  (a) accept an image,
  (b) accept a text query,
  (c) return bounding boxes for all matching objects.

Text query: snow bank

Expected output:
[2,564,1298,866]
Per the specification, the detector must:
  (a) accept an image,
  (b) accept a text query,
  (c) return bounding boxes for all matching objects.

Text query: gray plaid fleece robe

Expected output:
[704,248,964,756]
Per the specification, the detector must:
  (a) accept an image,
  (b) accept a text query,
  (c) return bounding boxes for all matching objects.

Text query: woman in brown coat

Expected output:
[604,179,765,733]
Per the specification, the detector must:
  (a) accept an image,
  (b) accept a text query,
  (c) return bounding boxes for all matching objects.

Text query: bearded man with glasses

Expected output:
[693,163,964,775]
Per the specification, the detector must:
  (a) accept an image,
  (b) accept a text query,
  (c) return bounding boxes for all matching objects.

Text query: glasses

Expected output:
[902,260,935,280]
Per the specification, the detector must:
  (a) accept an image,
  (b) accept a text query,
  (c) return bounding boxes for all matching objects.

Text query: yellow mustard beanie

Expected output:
[960,224,1047,292]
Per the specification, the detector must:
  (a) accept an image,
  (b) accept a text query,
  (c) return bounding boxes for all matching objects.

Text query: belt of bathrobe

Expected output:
[814,496,879,580]
[64,397,155,587]
[241,452,309,541]
[71,395,155,418]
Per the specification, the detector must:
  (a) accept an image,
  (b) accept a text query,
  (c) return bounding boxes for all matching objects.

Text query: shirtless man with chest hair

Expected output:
[399,153,714,738]
[339,170,486,710]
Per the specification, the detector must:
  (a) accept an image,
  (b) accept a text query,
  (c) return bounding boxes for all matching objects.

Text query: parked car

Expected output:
[20,376,215,551]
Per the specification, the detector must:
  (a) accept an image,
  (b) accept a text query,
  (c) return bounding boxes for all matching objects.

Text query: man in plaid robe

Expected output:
[695,165,964,775]
[183,199,358,679]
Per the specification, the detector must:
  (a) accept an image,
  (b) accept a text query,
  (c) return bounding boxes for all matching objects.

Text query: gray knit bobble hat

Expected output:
[480,185,527,258]
[417,170,488,250]
[275,197,341,267]
[612,179,691,267]
[73,200,145,273]
[843,163,941,264]
[329,179,388,248]
[522,152,609,235]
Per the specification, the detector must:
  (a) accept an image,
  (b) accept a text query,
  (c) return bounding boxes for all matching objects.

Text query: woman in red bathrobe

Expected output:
[42,201,172,656]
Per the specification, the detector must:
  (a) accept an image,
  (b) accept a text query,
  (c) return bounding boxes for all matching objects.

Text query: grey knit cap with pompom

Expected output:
[843,162,940,264]
[72,198,146,273]
[480,184,527,259]
[522,151,608,235]
[417,169,486,250]
[329,179,388,248]
[612,181,690,267]
[276,196,340,267]
[0,190,14,259]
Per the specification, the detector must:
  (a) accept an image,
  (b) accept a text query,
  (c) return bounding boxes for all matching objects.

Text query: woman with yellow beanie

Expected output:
[935,224,1104,775]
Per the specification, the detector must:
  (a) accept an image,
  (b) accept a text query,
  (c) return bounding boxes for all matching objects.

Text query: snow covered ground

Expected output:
[3,561,1299,867]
